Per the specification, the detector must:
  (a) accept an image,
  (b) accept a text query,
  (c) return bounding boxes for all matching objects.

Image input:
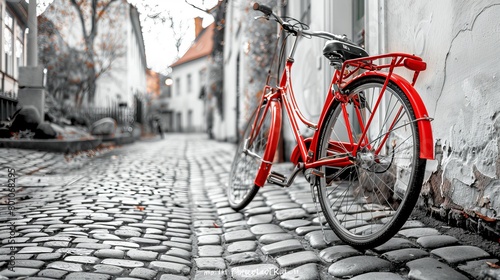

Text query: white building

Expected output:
[40,0,146,108]
[169,19,213,132]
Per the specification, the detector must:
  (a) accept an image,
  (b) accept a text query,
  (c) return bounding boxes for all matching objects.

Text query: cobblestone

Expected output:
[249,224,284,235]
[431,245,491,264]
[328,256,393,277]
[197,235,220,245]
[222,229,254,243]
[279,219,311,230]
[94,249,125,258]
[194,257,226,270]
[276,251,320,267]
[126,249,158,261]
[224,252,261,265]
[280,263,319,280]
[129,267,157,279]
[319,245,363,262]
[37,268,69,278]
[258,233,294,244]
[372,237,416,253]
[46,261,84,272]
[227,241,257,254]
[100,259,144,268]
[406,257,469,280]
[416,235,459,249]
[198,245,224,257]
[260,239,303,255]
[159,255,192,266]
[381,248,429,264]
[2,134,497,280]
[149,261,191,274]
[65,272,111,280]
[93,264,125,276]
[398,227,440,238]
[350,272,404,280]
[230,264,280,280]
[304,230,342,249]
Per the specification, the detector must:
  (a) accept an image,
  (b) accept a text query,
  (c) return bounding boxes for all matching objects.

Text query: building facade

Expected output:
[169,20,213,133]
[40,0,147,108]
[0,0,27,121]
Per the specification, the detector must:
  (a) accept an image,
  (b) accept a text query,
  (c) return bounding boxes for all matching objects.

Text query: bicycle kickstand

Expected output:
[311,182,330,246]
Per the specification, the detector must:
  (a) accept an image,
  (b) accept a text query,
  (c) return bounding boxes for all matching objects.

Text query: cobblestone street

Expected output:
[0,134,499,279]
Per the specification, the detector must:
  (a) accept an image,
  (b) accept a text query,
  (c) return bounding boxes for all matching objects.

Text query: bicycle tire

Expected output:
[316,76,427,248]
[228,102,279,211]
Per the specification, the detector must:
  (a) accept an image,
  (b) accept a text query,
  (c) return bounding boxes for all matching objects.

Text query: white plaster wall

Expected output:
[95,3,147,108]
[95,4,128,107]
[367,0,500,216]
[216,0,241,142]
[170,58,207,132]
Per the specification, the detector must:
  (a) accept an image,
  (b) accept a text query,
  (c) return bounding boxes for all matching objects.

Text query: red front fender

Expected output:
[345,72,435,160]
[254,100,282,187]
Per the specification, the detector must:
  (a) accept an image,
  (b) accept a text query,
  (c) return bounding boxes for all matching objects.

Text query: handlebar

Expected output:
[252,2,350,42]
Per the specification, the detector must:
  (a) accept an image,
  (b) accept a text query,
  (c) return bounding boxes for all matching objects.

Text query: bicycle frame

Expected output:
[250,34,434,188]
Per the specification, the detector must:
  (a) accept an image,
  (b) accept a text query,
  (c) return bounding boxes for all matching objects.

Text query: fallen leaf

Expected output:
[474,211,497,223]
[486,261,500,269]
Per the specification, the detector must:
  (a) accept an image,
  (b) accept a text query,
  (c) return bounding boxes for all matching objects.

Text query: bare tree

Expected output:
[132,2,190,62]
[68,0,122,105]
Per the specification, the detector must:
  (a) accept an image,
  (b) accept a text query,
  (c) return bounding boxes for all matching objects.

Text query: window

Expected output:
[15,23,24,79]
[4,11,14,76]
[300,0,311,25]
[199,69,206,84]
[187,74,192,93]
[175,78,180,95]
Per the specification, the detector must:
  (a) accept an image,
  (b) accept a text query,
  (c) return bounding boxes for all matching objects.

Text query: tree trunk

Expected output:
[240,0,278,130]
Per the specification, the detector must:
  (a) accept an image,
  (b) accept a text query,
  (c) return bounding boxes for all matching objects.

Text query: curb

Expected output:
[0,138,102,153]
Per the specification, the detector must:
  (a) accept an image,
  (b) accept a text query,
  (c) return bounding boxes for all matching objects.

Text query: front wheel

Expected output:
[228,101,280,211]
[316,76,427,248]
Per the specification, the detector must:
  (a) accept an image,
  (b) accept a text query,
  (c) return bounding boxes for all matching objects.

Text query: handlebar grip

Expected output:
[253,2,273,16]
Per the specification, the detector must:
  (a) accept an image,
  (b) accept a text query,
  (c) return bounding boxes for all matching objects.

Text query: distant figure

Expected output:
[207,107,214,139]
[151,114,163,139]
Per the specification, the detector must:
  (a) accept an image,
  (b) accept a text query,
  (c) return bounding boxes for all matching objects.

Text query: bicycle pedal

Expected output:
[310,169,325,178]
[267,171,288,187]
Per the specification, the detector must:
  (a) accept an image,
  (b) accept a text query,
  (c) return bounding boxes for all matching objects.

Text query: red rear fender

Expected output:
[344,72,434,159]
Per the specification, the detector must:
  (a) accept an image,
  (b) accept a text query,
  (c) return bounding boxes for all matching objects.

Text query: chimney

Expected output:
[194,17,203,38]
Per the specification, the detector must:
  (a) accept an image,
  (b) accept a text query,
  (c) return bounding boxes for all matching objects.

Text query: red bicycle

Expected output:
[228,3,434,248]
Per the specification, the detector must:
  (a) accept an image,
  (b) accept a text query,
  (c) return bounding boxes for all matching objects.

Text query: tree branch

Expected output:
[184,0,222,16]
[70,0,88,38]
[96,0,118,22]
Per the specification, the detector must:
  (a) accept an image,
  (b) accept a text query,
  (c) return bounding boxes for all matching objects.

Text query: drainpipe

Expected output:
[27,0,37,67]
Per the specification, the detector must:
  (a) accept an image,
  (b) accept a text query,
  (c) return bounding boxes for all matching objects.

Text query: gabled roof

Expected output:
[170,22,214,68]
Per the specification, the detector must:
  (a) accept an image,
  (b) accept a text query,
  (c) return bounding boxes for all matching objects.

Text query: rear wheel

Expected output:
[228,103,277,211]
[316,76,426,248]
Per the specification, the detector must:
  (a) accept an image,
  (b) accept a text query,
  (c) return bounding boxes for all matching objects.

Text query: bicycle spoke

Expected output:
[316,77,426,248]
